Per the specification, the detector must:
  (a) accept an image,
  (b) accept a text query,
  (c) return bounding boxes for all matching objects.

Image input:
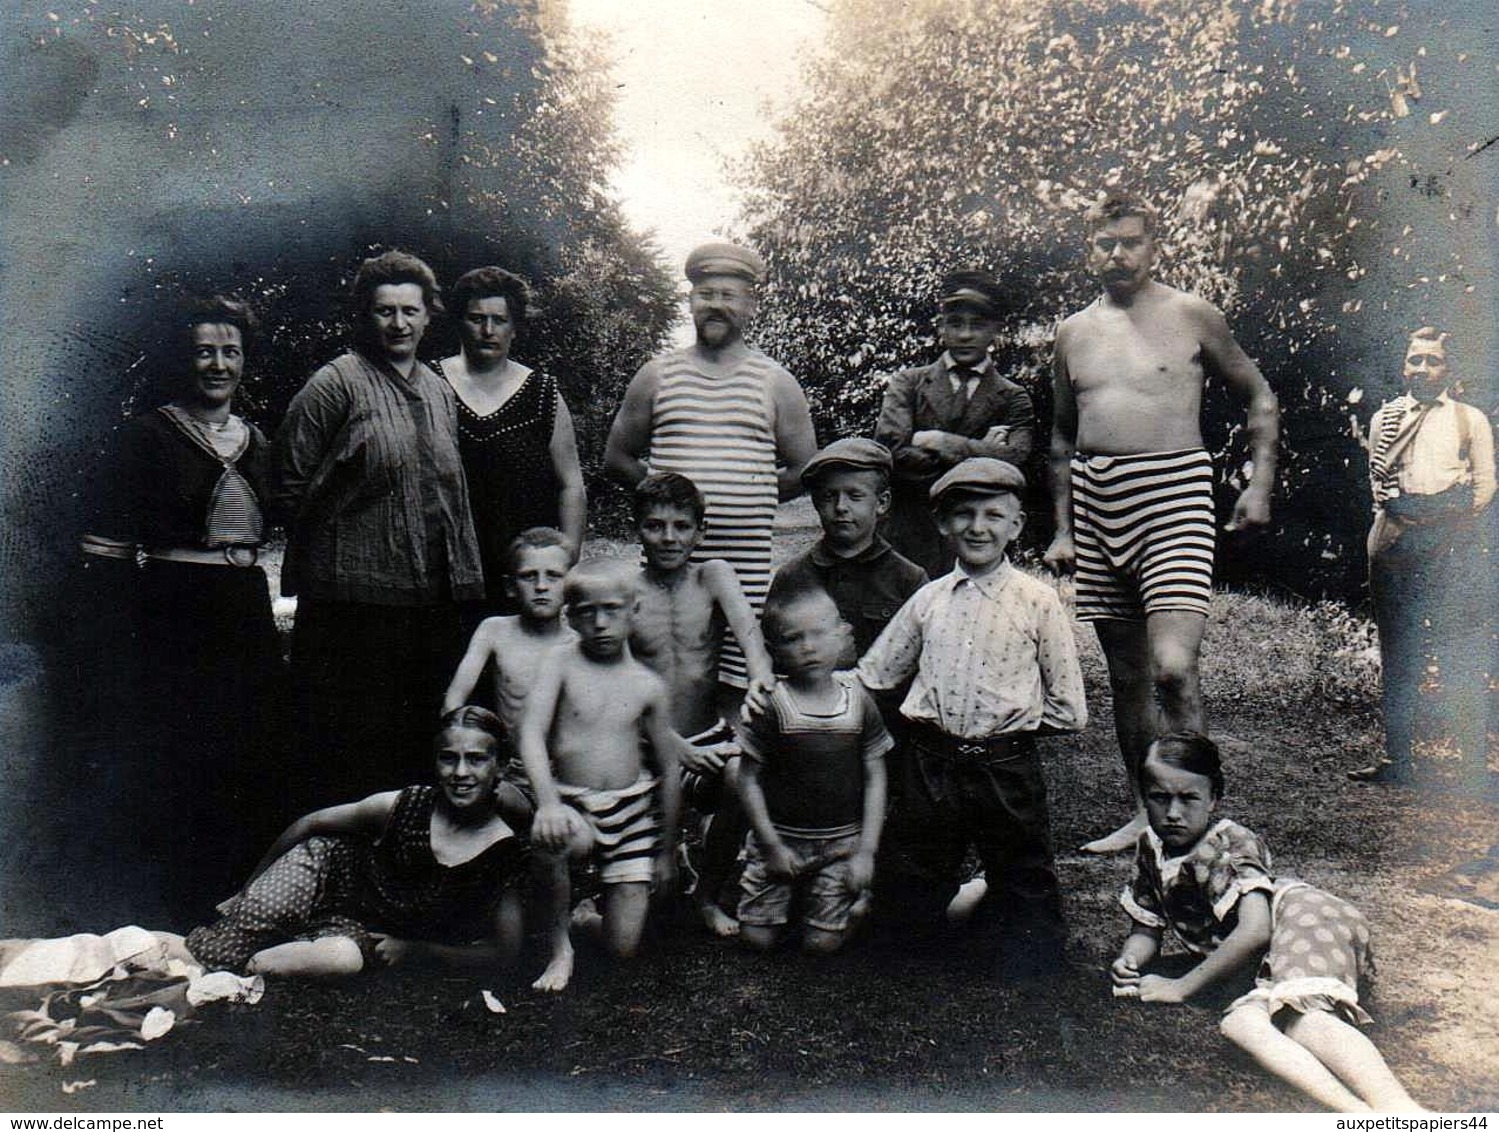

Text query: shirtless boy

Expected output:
[520,559,682,989]
[628,473,774,936]
[1044,194,1279,853]
[442,527,575,792]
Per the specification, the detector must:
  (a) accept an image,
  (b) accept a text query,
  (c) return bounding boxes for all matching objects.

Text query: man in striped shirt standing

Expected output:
[605,241,817,697]
[1043,195,1280,853]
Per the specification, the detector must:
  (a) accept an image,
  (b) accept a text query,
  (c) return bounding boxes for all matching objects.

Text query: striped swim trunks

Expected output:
[1071,448,1215,621]
[557,775,661,885]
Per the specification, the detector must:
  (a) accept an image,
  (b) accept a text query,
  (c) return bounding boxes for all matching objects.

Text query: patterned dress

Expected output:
[647,348,783,685]
[186,787,527,973]
[1123,819,1375,1023]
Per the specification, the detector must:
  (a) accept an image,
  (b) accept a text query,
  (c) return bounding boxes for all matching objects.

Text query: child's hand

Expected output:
[764,841,798,881]
[740,682,774,720]
[370,933,414,967]
[1109,954,1141,996]
[534,803,591,855]
[847,849,876,892]
[1136,974,1187,1005]
[681,741,729,774]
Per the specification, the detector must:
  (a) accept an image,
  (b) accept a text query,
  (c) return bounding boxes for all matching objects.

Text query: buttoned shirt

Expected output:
[857,559,1087,739]
[270,351,484,605]
[943,353,987,400]
[768,536,928,662]
[1368,393,1496,511]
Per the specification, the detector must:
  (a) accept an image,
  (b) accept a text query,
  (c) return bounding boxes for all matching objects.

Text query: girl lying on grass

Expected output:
[1110,732,1423,1113]
[182,707,539,977]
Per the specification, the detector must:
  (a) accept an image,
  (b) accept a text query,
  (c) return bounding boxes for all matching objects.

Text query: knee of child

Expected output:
[802,927,846,955]
[739,924,779,951]
[1220,1006,1267,1047]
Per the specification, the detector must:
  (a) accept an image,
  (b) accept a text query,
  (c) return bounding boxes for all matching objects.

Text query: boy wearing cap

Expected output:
[856,458,1086,974]
[875,270,1036,577]
[768,438,929,666]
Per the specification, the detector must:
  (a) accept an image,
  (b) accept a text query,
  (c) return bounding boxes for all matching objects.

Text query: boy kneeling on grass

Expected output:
[519,559,682,986]
[736,587,892,953]
[627,472,774,938]
[855,458,1087,976]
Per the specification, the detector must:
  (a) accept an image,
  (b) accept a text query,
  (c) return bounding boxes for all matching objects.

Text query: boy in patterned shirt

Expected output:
[857,458,1086,975]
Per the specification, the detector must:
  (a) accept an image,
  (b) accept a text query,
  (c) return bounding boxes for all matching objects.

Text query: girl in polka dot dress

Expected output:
[1109,733,1422,1112]
[186,707,538,978]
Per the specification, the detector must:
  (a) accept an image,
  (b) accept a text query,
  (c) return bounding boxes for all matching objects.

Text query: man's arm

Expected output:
[1465,405,1496,512]
[602,362,660,490]
[702,558,774,692]
[769,368,818,501]
[442,620,500,716]
[549,394,588,560]
[1042,327,1079,575]
[1195,300,1279,530]
[267,367,348,527]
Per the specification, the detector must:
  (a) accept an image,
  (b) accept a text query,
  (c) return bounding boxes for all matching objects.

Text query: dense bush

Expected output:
[735,0,1496,601]
[1,0,677,635]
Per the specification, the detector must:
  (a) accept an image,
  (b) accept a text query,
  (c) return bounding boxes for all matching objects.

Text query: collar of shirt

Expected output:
[940,352,994,380]
[809,535,894,568]
[938,556,1014,599]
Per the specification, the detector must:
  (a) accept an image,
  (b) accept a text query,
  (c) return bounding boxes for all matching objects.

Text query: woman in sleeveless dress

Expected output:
[437,267,586,616]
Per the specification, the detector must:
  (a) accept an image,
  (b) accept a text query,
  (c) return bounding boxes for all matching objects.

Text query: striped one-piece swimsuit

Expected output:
[648,349,781,685]
[1070,447,1216,621]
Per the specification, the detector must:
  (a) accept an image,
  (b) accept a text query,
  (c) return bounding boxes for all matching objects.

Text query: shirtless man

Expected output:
[1044,194,1279,853]
[628,473,773,936]
[520,559,683,989]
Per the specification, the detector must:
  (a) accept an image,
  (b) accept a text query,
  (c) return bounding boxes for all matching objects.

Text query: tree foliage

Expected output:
[736,0,1495,599]
[1,0,677,631]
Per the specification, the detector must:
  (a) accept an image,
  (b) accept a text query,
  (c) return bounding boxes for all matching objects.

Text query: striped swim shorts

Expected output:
[557,775,661,885]
[1071,448,1216,622]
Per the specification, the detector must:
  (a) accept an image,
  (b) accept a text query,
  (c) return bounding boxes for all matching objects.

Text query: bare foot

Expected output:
[946,874,988,924]
[570,897,602,935]
[1081,810,1149,854]
[531,947,574,993]
[697,899,740,937]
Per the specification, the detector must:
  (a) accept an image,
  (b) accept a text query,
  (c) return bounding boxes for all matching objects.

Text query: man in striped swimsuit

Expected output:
[1044,195,1280,853]
[605,241,817,697]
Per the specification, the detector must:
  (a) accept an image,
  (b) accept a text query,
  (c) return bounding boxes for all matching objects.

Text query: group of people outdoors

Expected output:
[72,192,1494,1113]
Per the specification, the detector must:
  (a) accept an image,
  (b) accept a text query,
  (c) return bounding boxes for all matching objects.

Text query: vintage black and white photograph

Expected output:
[0,0,1495,1115]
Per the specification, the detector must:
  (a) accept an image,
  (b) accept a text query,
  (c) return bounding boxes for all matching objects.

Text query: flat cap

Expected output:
[939,269,1006,318]
[801,437,893,485]
[929,457,1027,502]
[685,241,766,284]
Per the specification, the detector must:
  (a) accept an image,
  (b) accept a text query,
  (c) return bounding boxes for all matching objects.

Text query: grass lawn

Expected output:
[1,499,1495,1112]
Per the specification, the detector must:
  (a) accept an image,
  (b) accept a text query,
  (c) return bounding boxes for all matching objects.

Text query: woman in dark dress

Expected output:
[79,294,284,916]
[437,267,586,613]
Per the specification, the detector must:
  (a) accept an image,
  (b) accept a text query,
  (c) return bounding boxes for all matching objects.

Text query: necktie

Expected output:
[952,367,979,419]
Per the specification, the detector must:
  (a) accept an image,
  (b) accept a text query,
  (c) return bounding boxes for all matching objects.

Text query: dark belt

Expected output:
[907,722,1035,764]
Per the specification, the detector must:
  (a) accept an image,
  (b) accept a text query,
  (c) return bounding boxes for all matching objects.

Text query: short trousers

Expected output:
[680,720,738,812]
[1227,883,1375,1025]
[1071,448,1215,621]
[737,828,864,933]
[558,775,661,885]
